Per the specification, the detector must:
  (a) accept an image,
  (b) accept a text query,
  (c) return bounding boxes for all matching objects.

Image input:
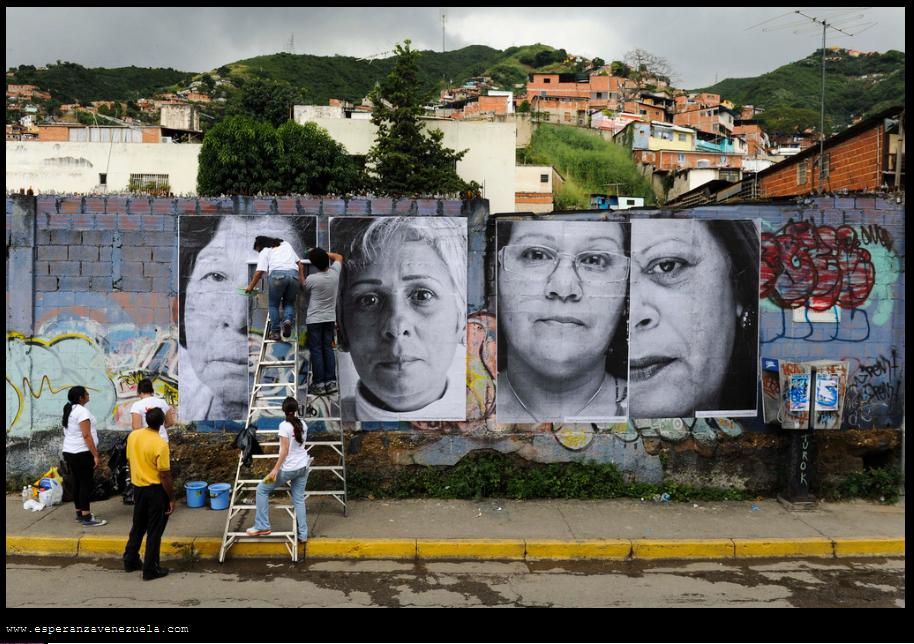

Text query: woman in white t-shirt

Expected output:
[61,386,107,527]
[246,397,312,541]
[129,378,175,442]
[244,236,306,341]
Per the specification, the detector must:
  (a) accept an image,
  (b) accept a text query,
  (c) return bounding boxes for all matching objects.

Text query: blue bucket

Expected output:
[208,483,231,511]
[184,481,207,508]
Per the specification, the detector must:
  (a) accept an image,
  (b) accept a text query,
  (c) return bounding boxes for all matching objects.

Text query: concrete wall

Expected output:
[301,117,516,214]
[6,194,904,491]
[6,142,201,195]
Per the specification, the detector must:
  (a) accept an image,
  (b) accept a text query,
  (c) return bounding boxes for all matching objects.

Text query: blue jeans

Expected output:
[252,465,310,540]
[268,270,299,332]
[307,322,336,385]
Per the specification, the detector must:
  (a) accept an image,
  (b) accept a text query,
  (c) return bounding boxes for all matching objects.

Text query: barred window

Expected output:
[797,161,807,185]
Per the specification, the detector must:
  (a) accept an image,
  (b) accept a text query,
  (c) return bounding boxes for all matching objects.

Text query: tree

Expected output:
[197,116,364,196]
[226,78,305,128]
[610,61,631,78]
[197,116,283,196]
[592,57,605,69]
[276,121,365,195]
[366,40,476,197]
[623,48,676,85]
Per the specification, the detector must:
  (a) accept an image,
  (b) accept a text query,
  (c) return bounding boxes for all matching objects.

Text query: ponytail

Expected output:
[62,385,88,428]
[282,396,304,445]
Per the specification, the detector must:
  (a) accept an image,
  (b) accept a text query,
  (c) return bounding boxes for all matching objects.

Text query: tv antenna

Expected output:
[441,8,447,53]
[288,34,295,54]
[747,8,876,193]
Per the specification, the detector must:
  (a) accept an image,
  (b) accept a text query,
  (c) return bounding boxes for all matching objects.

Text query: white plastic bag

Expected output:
[23,499,46,512]
[38,479,63,506]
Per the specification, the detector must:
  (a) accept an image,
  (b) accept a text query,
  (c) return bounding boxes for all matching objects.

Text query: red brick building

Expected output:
[756,106,904,197]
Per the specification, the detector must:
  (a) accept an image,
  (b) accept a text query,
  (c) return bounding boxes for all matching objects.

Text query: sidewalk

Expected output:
[6,494,905,562]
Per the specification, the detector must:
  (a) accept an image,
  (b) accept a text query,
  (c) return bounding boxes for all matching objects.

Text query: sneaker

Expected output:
[267,330,281,342]
[324,380,338,394]
[80,515,107,527]
[143,566,170,581]
[245,527,272,536]
[281,319,293,339]
[310,382,325,396]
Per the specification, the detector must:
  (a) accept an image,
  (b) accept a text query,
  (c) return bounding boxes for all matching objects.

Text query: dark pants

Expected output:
[307,322,336,385]
[63,451,94,513]
[123,484,170,573]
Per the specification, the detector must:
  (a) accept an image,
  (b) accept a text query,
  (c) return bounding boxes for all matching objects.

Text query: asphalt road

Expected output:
[6,555,905,608]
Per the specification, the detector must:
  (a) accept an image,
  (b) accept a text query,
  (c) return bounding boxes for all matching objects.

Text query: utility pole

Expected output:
[288,34,295,54]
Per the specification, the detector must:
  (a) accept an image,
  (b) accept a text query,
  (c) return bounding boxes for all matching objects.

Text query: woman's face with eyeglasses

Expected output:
[498,220,628,379]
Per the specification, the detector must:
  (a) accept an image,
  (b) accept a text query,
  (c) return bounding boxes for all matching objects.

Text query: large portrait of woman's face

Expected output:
[331,217,468,421]
[496,220,630,424]
[628,219,760,418]
[178,215,317,422]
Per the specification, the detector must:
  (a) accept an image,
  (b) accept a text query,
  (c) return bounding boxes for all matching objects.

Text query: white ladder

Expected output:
[219,282,347,563]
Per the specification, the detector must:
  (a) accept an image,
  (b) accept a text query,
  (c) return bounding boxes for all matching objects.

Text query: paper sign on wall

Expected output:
[815,375,839,411]
[787,374,811,412]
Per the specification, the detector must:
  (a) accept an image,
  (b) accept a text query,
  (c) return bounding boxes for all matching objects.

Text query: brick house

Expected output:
[755,105,904,197]
[526,72,627,113]
[530,95,590,126]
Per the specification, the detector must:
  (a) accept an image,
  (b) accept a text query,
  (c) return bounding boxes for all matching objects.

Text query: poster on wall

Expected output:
[329,216,468,421]
[178,215,317,422]
[810,360,849,430]
[788,374,811,412]
[779,361,811,429]
[628,219,761,419]
[495,219,630,424]
[761,357,781,424]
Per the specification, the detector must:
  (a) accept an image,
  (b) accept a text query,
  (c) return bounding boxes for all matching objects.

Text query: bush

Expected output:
[825,466,903,504]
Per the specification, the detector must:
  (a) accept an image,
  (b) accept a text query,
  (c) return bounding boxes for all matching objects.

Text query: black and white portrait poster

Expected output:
[330,216,468,422]
[496,219,631,424]
[628,219,760,418]
[178,215,317,422]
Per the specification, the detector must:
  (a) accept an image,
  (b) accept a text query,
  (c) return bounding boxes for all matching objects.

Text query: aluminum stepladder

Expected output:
[218,264,347,563]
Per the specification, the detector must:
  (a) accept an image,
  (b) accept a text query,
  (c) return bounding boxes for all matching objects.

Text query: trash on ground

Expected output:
[23,499,45,512]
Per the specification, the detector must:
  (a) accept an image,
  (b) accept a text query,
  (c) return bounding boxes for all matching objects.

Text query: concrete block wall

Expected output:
[6,194,905,488]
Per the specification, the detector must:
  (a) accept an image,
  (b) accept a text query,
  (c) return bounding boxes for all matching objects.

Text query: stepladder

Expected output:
[219,270,347,563]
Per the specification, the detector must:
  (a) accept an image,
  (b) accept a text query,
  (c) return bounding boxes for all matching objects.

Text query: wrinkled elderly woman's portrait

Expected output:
[628,219,760,418]
[178,215,317,422]
[331,217,468,421]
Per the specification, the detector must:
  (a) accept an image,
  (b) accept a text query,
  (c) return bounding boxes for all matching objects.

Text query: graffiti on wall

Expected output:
[844,350,903,429]
[7,326,179,437]
[761,219,876,311]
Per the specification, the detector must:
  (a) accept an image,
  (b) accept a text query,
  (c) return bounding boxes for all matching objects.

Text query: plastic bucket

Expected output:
[184,481,207,508]
[208,483,231,511]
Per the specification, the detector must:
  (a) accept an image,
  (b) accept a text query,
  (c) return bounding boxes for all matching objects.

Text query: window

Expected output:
[720,155,727,165]
[129,173,170,192]
[99,173,107,186]
[540,174,549,183]
[822,152,830,177]
[626,199,636,205]
[678,133,687,142]
[543,78,551,84]
[797,160,807,185]
[678,153,686,163]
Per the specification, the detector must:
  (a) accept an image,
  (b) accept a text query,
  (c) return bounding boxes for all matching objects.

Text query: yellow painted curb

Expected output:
[7,536,78,557]
[833,537,905,557]
[632,539,734,559]
[78,536,127,556]
[417,539,526,560]
[732,538,833,558]
[526,539,632,560]
[191,538,221,558]
[306,538,416,559]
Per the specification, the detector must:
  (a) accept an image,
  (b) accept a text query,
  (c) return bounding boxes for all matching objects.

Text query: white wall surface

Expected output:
[301,117,516,214]
[6,141,202,194]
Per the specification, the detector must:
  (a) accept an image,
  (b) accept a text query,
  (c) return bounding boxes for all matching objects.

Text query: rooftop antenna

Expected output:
[441,8,447,53]
[746,8,876,193]
[288,34,295,54]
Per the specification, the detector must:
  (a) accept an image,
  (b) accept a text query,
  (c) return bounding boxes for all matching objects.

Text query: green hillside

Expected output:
[7,61,194,103]
[698,49,904,133]
[522,124,655,210]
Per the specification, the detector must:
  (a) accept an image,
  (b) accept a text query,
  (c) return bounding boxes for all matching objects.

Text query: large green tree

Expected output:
[197,116,364,196]
[366,40,477,197]
[226,78,305,128]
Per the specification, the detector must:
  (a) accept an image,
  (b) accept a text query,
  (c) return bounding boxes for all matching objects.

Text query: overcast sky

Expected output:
[5,7,905,88]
